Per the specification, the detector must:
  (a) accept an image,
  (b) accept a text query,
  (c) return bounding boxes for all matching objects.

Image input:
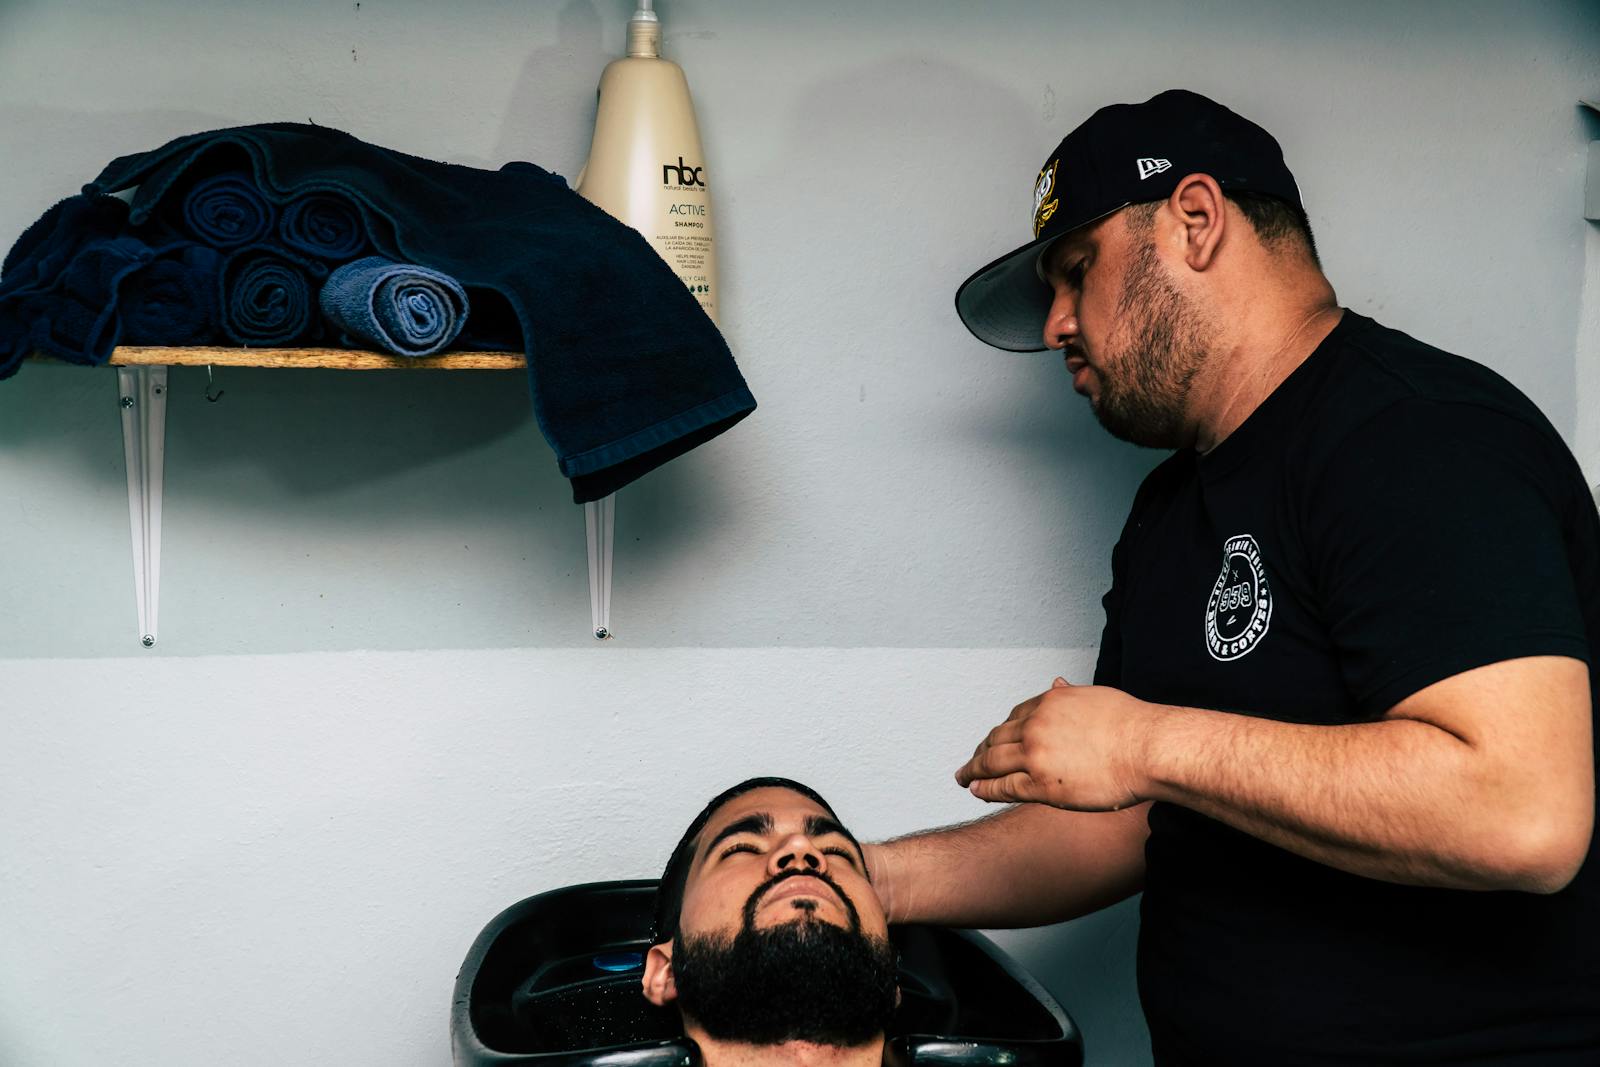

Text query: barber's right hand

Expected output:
[955,676,1156,812]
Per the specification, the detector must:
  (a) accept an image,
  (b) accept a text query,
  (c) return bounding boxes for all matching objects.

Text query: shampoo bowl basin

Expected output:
[452,880,1083,1067]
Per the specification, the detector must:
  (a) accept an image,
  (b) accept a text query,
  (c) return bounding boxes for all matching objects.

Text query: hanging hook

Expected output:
[204,364,225,403]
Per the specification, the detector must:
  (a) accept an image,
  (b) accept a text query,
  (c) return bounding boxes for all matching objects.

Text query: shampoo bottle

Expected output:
[577,0,718,325]
[575,0,719,640]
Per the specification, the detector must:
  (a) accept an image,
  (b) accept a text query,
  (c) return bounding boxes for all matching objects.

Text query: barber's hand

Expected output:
[955,677,1161,811]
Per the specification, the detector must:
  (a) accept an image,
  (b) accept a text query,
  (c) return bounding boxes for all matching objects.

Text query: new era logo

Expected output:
[1137,157,1172,180]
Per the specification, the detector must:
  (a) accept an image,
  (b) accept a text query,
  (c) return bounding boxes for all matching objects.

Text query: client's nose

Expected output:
[769,833,825,876]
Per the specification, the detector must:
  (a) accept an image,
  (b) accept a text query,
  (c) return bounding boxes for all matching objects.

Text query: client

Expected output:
[643,778,900,1067]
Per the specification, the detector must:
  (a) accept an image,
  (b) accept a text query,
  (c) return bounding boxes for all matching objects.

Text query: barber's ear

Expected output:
[642,941,678,1007]
[1167,173,1226,272]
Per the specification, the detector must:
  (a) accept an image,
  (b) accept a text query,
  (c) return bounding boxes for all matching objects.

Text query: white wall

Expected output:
[0,2,1595,1065]
[0,648,1153,1065]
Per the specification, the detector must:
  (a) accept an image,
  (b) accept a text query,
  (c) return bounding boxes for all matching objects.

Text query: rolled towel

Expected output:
[120,243,224,346]
[279,194,366,260]
[182,172,274,248]
[221,244,326,345]
[319,255,469,357]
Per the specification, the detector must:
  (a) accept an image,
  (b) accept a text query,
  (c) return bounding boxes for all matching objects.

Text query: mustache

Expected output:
[742,867,860,931]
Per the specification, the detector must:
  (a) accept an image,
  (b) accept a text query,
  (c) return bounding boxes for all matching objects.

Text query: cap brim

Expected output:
[953,234,1056,352]
[952,203,1127,353]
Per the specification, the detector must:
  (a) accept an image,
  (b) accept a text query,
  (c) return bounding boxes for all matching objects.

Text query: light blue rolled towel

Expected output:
[319,255,469,357]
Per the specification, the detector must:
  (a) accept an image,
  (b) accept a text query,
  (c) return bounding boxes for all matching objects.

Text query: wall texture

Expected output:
[0,2,1595,1065]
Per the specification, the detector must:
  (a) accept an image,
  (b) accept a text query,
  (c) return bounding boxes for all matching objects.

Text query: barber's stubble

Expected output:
[1086,227,1216,450]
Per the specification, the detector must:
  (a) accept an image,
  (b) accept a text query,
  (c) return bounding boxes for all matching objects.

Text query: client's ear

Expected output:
[641,941,678,1007]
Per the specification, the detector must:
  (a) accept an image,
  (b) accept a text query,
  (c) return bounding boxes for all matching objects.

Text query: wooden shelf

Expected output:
[34,346,527,371]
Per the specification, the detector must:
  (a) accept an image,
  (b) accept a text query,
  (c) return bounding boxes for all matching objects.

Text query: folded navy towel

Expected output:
[120,243,224,346]
[0,193,183,373]
[320,255,468,357]
[220,243,326,345]
[0,195,121,374]
[280,194,366,260]
[36,234,162,364]
[87,123,755,502]
[182,172,274,248]
[1,193,129,289]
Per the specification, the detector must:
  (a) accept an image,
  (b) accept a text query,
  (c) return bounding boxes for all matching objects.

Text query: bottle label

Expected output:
[655,157,714,317]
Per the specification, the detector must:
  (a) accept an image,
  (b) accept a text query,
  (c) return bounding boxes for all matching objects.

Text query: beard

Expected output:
[670,873,899,1048]
[1087,235,1215,449]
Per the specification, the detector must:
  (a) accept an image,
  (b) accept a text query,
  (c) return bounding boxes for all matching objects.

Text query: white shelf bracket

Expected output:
[584,493,615,640]
[117,365,167,648]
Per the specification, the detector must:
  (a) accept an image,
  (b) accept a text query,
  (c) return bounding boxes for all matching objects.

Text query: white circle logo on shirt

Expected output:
[1205,534,1273,661]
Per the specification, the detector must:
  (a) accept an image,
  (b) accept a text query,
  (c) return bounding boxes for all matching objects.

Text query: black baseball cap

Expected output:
[954,89,1304,351]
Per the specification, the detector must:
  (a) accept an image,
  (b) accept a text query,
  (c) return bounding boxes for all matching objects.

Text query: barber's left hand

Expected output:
[955,677,1163,811]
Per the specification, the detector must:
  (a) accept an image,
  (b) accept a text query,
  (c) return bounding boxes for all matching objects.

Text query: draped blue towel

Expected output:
[2,193,130,287]
[21,234,159,365]
[0,195,138,372]
[120,243,224,346]
[319,255,469,357]
[182,172,274,248]
[279,194,366,260]
[220,244,326,345]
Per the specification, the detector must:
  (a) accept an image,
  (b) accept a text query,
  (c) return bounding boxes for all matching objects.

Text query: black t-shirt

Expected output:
[1093,311,1600,1065]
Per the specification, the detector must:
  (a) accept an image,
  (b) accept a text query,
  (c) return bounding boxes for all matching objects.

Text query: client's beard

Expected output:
[671,872,899,1047]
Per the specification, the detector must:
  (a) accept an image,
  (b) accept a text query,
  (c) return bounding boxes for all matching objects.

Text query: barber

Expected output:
[865,90,1599,1065]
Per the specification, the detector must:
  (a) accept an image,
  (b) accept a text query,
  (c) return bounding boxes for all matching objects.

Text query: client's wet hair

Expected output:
[652,777,864,944]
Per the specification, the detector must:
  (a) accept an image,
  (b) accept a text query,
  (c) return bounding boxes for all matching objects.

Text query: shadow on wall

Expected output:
[742,51,1163,577]
[733,51,1045,337]
[0,362,535,494]
[986,896,1154,1067]
[491,0,610,179]
[0,358,732,572]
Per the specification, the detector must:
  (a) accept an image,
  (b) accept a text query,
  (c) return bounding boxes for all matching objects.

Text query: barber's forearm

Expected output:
[867,802,1148,928]
[1144,707,1569,892]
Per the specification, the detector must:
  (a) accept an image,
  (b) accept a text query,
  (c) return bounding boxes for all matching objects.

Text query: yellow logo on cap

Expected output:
[1033,159,1060,237]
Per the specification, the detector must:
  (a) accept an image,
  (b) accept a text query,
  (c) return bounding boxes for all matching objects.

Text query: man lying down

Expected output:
[644,777,899,1067]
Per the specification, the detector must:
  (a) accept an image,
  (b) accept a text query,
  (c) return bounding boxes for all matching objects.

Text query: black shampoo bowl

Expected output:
[453,880,1083,1067]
